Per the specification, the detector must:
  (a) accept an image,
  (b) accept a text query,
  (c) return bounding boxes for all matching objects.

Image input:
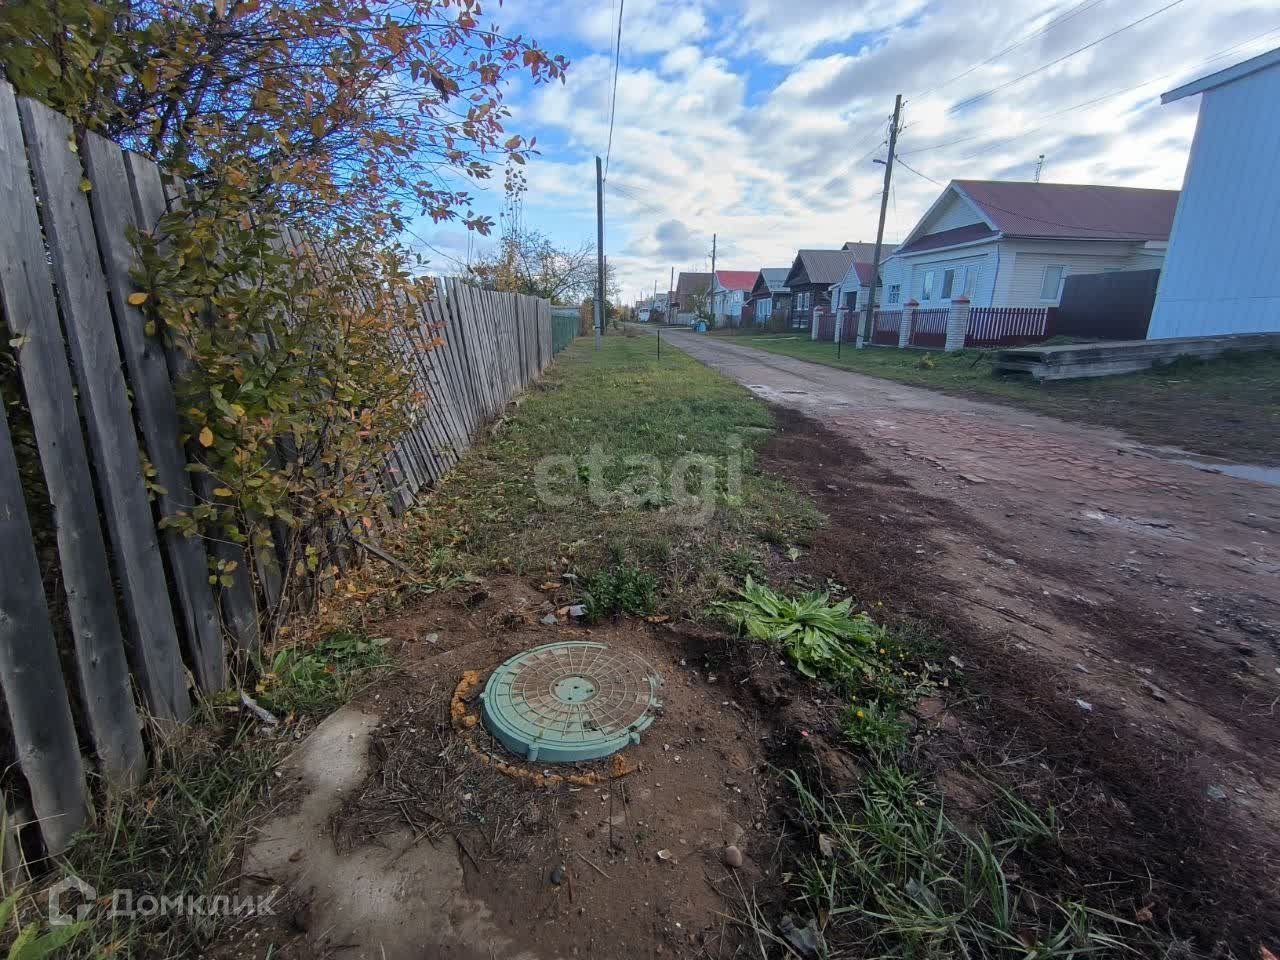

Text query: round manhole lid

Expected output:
[479,642,663,762]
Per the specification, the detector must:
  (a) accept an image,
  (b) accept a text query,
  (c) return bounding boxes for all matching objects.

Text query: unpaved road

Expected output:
[660,328,1280,940]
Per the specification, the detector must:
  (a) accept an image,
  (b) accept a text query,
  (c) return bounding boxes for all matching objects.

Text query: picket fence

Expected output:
[0,80,569,858]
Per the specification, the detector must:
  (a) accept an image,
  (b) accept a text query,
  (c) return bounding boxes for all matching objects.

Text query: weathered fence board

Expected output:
[81,133,226,693]
[21,96,191,724]
[0,82,147,786]
[0,406,90,854]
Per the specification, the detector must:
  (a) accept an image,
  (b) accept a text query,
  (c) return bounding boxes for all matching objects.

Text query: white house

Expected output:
[1148,46,1280,339]
[709,270,757,325]
[830,245,897,316]
[879,180,1177,314]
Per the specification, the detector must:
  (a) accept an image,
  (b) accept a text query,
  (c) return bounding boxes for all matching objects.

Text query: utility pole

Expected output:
[595,155,605,347]
[669,266,674,322]
[1034,154,1045,183]
[709,233,717,323]
[860,94,902,348]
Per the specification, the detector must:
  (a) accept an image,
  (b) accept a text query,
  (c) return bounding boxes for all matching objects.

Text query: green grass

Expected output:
[777,766,1140,960]
[400,332,820,619]
[726,333,1280,465]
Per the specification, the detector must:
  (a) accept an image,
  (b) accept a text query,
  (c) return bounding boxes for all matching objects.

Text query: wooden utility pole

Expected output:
[669,266,674,321]
[593,156,604,350]
[709,233,717,322]
[860,94,902,348]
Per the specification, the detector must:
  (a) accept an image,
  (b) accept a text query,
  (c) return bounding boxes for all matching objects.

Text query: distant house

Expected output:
[880,180,1178,313]
[674,272,712,325]
[743,268,790,326]
[830,244,898,317]
[710,270,758,325]
[782,247,863,329]
[1148,46,1280,339]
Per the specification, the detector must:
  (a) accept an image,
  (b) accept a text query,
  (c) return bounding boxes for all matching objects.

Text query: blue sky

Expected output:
[417,0,1280,300]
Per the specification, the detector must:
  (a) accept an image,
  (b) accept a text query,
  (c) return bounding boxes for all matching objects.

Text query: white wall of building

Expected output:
[1148,62,1280,338]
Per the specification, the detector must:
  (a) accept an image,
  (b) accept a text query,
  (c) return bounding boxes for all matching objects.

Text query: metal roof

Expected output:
[786,249,858,287]
[714,270,758,291]
[953,180,1179,242]
[1163,45,1280,103]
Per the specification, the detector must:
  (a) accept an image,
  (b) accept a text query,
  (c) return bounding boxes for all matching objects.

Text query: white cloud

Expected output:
[493,0,1279,298]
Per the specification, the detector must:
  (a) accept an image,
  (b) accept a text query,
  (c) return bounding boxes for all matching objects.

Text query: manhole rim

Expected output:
[478,641,662,763]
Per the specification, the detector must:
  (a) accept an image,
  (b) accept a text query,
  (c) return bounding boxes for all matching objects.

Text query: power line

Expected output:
[901,24,1280,160]
[894,156,943,186]
[948,0,1187,114]
[603,0,625,179]
[914,0,1109,100]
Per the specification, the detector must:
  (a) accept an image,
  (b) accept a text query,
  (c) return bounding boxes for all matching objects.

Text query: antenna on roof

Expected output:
[1034,154,1046,183]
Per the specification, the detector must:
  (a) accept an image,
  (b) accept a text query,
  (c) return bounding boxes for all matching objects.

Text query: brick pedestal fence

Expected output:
[944,297,971,351]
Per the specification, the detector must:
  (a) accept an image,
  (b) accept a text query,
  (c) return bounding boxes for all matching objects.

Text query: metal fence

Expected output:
[0,80,566,857]
[1056,269,1159,340]
[965,306,1056,347]
[908,308,950,348]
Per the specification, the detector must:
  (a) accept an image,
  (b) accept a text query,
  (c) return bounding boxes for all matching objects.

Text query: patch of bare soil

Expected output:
[758,406,1280,956]
[218,576,833,960]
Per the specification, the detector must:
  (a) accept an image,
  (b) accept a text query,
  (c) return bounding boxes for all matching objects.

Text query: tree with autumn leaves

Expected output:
[0,0,567,614]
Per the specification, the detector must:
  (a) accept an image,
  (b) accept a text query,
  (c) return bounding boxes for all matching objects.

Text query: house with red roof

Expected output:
[879,180,1178,314]
[709,269,759,325]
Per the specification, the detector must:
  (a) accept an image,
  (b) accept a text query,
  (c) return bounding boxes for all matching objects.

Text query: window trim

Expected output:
[1040,264,1067,302]
[887,284,901,304]
[940,268,956,301]
[921,270,936,301]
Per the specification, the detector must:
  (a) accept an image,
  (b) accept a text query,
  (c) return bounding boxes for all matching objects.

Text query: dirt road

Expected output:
[661,328,1280,943]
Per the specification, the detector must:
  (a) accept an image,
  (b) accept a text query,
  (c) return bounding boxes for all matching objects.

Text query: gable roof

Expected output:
[675,272,711,295]
[953,180,1179,242]
[714,270,758,292]
[840,241,881,261]
[896,222,998,256]
[749,268,790,299]
[786,249,858,288]
[1163,45,1280,102]
[849,261,878,286]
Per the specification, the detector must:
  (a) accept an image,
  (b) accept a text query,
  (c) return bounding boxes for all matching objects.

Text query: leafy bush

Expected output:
[254,630,391,716]
[714,577,886,685]
[581,566,657,623]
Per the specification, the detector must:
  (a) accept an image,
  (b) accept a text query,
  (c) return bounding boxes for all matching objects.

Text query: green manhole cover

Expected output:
[479,642,663,762]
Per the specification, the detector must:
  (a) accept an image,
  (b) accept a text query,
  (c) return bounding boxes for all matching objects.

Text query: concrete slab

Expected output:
[995,332,1280,380]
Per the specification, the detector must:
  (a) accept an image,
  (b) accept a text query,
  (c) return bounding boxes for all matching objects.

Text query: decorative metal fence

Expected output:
[965,306,1056,347]
[871,309,903,345]
[908,308,950,349]
[0,80,567,857]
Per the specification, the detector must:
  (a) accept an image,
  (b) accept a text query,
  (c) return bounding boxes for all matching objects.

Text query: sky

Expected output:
[415,0,1280,302]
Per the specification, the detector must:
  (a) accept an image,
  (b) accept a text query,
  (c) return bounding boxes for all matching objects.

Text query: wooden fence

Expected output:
[0,80,565,857]
[965,306,1056,347]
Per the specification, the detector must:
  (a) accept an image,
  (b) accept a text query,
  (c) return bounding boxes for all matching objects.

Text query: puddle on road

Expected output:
[1135,448,1280,489]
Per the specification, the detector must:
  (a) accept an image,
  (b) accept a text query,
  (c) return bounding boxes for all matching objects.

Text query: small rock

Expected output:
[1075,699,1094,713]
[656,849,677,863]
[1073,663,1090,674]
[567,604,586,618]
[1139,679,1168,703]
[550,865,565,885]
[721,845,743,869]
[540,613,559,625]
[1206,784,1228,802]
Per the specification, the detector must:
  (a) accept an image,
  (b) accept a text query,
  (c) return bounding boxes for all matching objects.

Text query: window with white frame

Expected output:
[962,265,977,296]
[940,268,956,300]
[888,284,900,304]
[1040,264,1067,301]
[921,270,936,301]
